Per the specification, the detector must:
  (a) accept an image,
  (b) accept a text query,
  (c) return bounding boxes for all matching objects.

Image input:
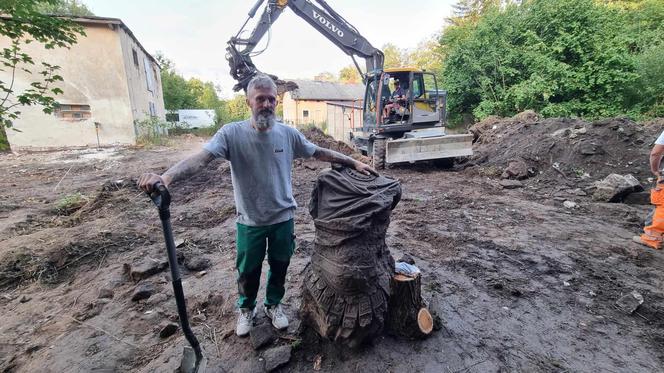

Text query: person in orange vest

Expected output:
[633,132,664,248]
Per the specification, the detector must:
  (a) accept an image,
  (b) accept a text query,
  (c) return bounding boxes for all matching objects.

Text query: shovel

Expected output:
[148,182,207,373]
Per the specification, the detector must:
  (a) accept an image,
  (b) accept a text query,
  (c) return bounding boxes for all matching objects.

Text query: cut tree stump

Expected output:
[301,166,402,348]
[387,273,433,339]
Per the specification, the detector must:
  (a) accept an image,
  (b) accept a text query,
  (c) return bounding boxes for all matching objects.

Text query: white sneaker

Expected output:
[264,304,289,330]
[236,308,256,337]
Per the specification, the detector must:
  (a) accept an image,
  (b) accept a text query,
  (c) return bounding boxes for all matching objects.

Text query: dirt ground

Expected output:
[2,118,664,372]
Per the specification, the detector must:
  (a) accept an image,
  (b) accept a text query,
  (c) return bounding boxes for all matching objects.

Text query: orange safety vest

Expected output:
[640,185,664,249]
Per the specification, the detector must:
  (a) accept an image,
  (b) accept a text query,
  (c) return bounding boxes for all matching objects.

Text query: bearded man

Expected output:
[138,74,376,336]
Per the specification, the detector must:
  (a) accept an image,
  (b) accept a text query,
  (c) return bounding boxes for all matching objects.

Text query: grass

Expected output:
[54,193,88,215]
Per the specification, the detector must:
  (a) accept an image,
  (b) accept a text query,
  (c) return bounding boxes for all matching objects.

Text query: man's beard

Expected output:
[255,110,275,130]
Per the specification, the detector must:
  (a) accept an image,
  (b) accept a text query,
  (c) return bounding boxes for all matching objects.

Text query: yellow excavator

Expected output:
[226,0,473,169]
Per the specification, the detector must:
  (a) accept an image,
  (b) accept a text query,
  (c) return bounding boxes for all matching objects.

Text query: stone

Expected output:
[185,257,211,272]
[129,259,168,282]
[592,174,644,202]
[19,295,31,303]
[499,179,524,189]
[250,324,276,350]
[131,283,155,301]
[563,201,577,209]
[98,288,114,299]
[159,323,179,339]
[262,345,292,372]
[623,191,651,205]
[616,291,644,314]
[146,293,168,306]
[501,159,529,180]
[174,238,186,248]
[579,142,605,156]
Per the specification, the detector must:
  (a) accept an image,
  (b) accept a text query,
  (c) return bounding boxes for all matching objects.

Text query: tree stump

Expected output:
[301,165,401,348]
[387,274,433,339]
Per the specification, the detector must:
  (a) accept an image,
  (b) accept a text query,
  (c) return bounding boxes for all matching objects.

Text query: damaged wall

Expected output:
[0,18,164,150]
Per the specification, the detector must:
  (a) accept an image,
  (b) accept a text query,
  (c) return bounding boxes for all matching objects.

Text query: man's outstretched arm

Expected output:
[312,147,378,176]
[138,149,216,192]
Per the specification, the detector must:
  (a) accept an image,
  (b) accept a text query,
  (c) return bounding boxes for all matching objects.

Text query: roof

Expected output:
[384,67,422,73]
[289,80,364,101]
[0,15,160,67]
[326,100,363,109]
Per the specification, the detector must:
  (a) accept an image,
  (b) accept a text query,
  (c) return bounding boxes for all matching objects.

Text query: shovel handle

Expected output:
[148,181,171,213]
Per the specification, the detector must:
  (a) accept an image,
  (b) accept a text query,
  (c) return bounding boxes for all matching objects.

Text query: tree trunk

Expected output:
[301,165,401,348]
[386,274,433,339]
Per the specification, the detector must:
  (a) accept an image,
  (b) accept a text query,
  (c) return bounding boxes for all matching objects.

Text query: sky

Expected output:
[85,0,457,98]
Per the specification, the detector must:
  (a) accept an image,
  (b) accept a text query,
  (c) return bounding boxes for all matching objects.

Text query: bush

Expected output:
[54,192,88,215]
[134,116,173,146]
[440,0,661,123]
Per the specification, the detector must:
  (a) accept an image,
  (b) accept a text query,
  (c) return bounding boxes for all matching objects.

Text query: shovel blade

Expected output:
[179,346,207,373]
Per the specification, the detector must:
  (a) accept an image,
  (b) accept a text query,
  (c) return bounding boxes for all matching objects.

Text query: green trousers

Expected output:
[236,219,295,309]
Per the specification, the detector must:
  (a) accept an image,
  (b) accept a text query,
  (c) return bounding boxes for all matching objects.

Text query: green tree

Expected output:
[224,94,251,122]
[156,53,197,110]
[441,0,640,122]
[382,43,406,69]
[314,71,336,82]
[338,65,361,84]
[36,0,94,16]
[406,36,444,74]
[0,0,85,129]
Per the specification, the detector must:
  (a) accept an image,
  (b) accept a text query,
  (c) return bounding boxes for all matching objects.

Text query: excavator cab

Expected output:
[362,68,444,129]
[357,68,473,168]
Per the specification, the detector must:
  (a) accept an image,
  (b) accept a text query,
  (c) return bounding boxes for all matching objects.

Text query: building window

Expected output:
[303,110,309,118]
[144,58,155,93]
[132,49,139,68]
[148,102,156,117]
[54,104,91,121]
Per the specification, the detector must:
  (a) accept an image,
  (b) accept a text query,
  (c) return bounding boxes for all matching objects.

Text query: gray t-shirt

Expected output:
[204,120,317,226]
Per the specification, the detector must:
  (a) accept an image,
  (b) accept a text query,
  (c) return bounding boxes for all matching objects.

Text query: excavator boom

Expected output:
[227,0,383,92]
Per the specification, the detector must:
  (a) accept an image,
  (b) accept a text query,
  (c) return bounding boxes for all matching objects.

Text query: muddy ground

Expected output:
[1,118,664,372]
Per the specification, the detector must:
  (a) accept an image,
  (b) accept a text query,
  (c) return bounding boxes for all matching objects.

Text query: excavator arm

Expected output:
[227,0,384,92]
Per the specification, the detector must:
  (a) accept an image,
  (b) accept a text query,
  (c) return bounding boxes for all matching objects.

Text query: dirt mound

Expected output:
[469,116,663,191]
[301,127,355,156]
[301,127,371,164]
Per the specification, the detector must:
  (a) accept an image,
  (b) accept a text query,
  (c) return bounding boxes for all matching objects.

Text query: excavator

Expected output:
[226,0,473,169]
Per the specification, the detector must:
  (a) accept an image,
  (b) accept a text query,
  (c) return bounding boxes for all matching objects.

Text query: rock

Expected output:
[250,324,276,350]
[131,283,155,301]
[616,291,644,314]
[195,271,208,278]
[499,179,524,189]
[592,174,644,202]
[501,159,529,180]
[623,191,651,205]
[579,142,605,156]
[563,201,577,209]
[174,238,186,248]
[129,259,168,282]
[159,323,179,339]
[19,295,31,303]
[192,314,207,323]
[262,345,292,372]
[185,257,211,272]
[98,288,114,299]
[73,301,106,321]
[511,110,540,122]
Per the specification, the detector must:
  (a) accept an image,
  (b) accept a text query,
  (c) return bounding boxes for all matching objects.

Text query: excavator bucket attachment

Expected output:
[384,128,473,164]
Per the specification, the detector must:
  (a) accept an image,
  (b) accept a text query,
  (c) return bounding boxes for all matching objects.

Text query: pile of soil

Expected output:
[468,113,663,190]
